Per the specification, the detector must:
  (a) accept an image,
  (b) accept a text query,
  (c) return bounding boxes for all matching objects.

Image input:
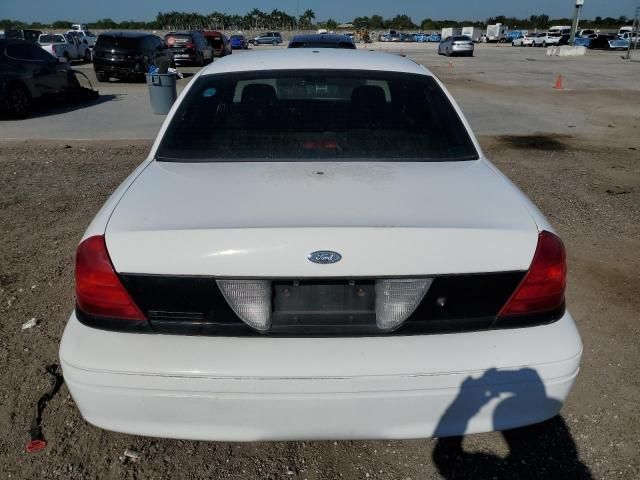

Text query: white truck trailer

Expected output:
[485,23,509,42]
[441,27,462,39]
[461,26,483,42]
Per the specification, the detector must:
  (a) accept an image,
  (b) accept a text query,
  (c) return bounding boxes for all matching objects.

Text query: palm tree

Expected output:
[299,9,315,29]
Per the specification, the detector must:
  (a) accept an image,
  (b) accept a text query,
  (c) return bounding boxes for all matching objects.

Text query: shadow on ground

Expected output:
[432,368,591,479]
[0,94,121,121]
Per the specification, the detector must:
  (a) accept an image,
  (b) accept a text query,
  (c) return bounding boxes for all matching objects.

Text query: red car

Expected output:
[203,31,232,57]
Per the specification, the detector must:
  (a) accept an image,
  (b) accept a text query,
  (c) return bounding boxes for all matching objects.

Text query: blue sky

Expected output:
[1,0,637,23]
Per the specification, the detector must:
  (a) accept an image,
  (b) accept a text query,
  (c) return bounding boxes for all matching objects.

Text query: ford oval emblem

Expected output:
[308,251,342,264]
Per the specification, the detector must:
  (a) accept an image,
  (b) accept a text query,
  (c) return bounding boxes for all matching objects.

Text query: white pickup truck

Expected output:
[67,28,97,48]
[38,33,91,62]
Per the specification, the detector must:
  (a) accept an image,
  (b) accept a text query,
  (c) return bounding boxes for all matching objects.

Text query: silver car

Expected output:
[438,35,474,57]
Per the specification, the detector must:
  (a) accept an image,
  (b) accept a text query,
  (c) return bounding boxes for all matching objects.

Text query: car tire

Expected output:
[272,41,277,46]
[84,49,92,62]
[63,51,70,62]
[6,82,32,119]
[96,72,109,82]
[197,53,204,67]
[542,42,547,48]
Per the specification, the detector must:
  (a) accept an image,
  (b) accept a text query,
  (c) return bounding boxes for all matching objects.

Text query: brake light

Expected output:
[75,235,145,320]
[498,231,566,317]
[187,42,196,50]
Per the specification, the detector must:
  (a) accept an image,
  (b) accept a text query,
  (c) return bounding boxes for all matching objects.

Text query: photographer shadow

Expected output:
[432,368,592,479]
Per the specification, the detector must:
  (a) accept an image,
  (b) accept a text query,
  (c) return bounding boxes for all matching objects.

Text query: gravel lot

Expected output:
[0,44,639,479]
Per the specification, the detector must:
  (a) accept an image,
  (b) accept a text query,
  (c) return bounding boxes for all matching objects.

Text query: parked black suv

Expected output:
[164,31,213,66]
[93,31,173,82]
[4,29,43,43]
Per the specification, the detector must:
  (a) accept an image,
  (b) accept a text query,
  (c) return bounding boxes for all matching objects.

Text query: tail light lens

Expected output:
[217,280,272,331]
[75,235,145,320]
[375,278,433,331]
[498,231,566,318]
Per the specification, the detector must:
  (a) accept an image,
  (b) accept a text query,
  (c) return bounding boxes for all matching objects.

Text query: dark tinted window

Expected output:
[96,35,142,50]
[206,36,223,48]
[5,30,25,39]
[39,34,65,43]
[157,70,478,162]
[6,43,53,61]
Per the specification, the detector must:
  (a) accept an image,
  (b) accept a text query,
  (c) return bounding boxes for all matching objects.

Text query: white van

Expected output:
[549,25,572,35]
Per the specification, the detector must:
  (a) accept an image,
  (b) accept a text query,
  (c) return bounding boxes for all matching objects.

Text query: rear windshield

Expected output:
[39,34,65,43]
[166,34,193,41]
[96,35,141,49]
[452,36,471,41]
[157,70,478,162]
[206,36,223,47]
[231,35,243,40]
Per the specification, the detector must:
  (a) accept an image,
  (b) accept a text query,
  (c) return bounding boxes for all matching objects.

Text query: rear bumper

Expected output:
[60,312,582,441]
[93,63,139,77]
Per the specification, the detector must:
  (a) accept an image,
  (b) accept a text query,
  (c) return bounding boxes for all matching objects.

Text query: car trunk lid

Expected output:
[105,159,539,277]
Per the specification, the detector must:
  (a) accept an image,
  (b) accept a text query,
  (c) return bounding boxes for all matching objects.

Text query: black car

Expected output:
[93,31,173,82]
[164,31,213,66]
[0,39,70,118]
[4,29,43,43]
[288,34,356,49]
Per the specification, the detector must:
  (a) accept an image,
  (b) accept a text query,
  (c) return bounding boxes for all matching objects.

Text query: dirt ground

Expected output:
[0,132,638,479]
[1,51,639,478]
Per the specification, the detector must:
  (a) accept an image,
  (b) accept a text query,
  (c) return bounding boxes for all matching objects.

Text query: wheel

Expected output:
[272,40,277,46]
[197,53,204,67]
[63,51,70,62]
[6,83,32,118]
[96,72,109,82]
[84,49,92,62]
[542,42,547,48]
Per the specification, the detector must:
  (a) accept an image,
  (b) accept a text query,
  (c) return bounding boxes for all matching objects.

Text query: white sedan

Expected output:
[60,50,582,441]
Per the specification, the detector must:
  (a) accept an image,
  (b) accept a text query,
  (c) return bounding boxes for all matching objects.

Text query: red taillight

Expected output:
[187,42,196,50]
[75,235,145,321]
[498,231,566,318]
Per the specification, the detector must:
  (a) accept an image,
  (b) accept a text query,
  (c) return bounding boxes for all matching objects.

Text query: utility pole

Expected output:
[570,0,585,46]
[626,6,639,60]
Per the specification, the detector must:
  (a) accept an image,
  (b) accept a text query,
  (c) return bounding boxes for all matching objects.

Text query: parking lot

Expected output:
[1,42,639,479]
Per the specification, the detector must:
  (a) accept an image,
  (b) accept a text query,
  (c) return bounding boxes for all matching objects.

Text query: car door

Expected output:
[197,33,212,60]
[64,34,78,58]
[5,43,67,96]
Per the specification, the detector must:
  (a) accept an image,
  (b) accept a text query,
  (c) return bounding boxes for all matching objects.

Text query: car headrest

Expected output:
[241,84,277,106]
[351,85,386,110]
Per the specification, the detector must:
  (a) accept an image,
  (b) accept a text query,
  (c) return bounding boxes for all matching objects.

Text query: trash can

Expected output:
[145,73,177,115]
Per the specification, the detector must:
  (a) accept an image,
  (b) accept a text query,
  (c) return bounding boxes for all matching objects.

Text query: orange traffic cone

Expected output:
[553,74,564,90]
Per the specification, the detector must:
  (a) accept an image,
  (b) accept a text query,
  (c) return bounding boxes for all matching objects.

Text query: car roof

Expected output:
[290,34,354,43]
[200,49,430,76]
[99,31,151,38]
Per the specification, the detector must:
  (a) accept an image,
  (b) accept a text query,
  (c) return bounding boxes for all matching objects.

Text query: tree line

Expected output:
[0,10,633,32]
